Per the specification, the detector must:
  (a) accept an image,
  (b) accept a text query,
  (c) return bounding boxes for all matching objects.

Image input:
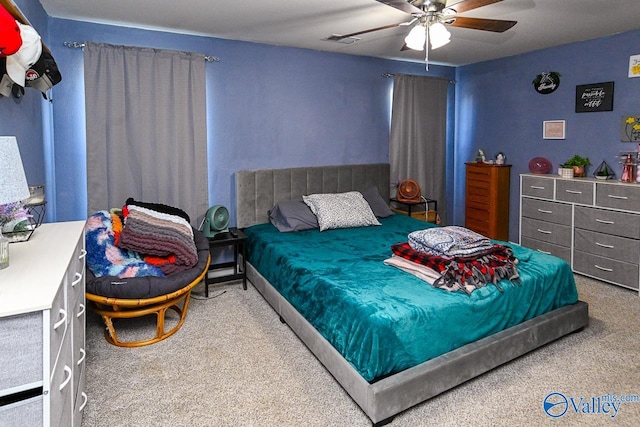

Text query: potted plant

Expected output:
[562,155,591,177]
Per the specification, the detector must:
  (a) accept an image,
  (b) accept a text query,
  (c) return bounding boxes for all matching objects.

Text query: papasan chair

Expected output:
[85,200,211,347]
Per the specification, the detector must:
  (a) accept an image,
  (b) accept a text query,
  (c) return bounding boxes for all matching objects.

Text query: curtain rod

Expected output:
[382,73,455,84]
[63,41,220,62]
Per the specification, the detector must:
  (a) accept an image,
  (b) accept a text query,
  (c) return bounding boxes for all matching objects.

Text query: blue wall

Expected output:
[0,0,49,195]
[455,29,640,241]
[43,14,455,224]
[3,0,640,240]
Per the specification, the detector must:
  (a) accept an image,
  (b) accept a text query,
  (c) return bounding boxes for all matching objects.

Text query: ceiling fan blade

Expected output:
[376,0,424,16]
[327,21,411,40]
[447,0,502,14]
[447,16,516,32]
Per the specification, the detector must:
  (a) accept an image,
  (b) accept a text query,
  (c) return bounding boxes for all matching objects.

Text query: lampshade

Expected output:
[404,25,426,51]
[429,23,451,50]
[0,136,30,205]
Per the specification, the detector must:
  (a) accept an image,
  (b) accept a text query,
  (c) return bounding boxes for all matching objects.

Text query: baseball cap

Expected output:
[26,49,62,99]
[0,5,21,57]
[6,22,41,87]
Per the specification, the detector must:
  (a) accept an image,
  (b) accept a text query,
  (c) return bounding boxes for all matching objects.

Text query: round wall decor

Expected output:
[532,71,561,94]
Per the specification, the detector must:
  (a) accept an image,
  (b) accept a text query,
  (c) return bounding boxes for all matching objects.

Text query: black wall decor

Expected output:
[575,81,614,112]
[532,71,561,94]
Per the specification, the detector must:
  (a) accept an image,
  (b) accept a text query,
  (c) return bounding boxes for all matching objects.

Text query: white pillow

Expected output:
[303,191,381,231]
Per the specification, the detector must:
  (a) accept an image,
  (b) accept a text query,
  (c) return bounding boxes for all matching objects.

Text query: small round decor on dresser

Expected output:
[528,157,552,174]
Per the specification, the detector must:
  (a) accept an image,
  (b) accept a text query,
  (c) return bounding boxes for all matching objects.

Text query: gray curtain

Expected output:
[389,74,448,223]
[84,42,208,226]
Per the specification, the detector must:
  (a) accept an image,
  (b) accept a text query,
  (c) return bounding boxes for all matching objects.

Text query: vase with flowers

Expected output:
[0,202,32,233]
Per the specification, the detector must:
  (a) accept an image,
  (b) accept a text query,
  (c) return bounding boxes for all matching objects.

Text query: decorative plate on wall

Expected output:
[528,157,552,174]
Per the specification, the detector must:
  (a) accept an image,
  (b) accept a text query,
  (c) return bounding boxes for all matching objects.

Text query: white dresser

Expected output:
[520,174,640,292]
[0,221,87,426]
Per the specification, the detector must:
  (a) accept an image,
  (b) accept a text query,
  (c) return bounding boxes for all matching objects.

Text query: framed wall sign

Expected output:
[543,120,566,139]
[575,82,614,112]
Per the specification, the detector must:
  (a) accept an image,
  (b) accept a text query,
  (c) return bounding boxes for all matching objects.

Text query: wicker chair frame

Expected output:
[86,255,210,347]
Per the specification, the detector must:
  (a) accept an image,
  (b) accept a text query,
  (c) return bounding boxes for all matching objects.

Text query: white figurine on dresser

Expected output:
[520,174,640,293]
[0,221,87,427]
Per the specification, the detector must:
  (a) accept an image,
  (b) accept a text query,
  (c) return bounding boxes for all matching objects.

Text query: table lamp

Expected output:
[0,136,30,269]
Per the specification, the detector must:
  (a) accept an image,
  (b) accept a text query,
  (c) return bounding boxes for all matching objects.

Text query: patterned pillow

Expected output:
[303,191,381,231]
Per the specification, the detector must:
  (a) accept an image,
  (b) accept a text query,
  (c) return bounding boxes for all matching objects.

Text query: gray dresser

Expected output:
[0,221,87,426]
[520,174,640,292]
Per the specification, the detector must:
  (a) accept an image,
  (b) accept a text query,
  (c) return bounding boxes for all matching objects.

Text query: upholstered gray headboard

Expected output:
[236,163,391,229]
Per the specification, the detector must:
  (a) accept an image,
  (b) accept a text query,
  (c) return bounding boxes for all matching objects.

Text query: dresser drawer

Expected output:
[574,228,640,265]
[596,183,640,212]
[0,312,43,391]
[521,217,572,246]
[574,206,640,239]
[521,198,572,225]
[574,250,639,289]
[0,395,43,427]
[466,216,490,237]
[521,176,554,199]
[556,180,594,204]
[520,237,572,264]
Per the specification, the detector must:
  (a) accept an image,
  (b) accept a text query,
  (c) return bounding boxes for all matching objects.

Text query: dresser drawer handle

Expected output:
[595,218,615,225]
[607,194,628,200]
[595,242,614,249]
[79,392,88,412]
[537,209,553,214]
[530,185,546,190]
[565,189,582,194]
[72,271,83,287]
[54,309,67,330]
[59,365,72,391]
[77,348,86,366]
[79,249,87,259]
[536,229,552,234]
[536,249,551,255]
[594,264,613,272]
[77,303,86,318]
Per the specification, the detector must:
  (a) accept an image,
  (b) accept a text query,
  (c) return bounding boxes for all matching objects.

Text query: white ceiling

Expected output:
[38,0,640,66]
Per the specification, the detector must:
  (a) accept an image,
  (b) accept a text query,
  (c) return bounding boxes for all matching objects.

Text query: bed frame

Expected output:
[236,163,589,425]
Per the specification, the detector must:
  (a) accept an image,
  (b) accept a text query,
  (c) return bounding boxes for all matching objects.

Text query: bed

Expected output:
[235,163,589,425]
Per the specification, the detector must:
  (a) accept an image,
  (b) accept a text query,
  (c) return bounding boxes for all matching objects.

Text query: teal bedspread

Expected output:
[245,215,579,383]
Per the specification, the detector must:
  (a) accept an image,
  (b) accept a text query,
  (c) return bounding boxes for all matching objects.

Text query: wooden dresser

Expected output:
[520,174,640,292]
[465,163,511,241]
[0,221,87,426]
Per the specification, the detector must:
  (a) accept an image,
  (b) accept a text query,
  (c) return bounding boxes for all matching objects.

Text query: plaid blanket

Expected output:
[391,242,520,294]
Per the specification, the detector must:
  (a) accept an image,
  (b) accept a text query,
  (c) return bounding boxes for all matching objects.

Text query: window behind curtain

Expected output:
[389,74,448,223]
[84,42,208,226]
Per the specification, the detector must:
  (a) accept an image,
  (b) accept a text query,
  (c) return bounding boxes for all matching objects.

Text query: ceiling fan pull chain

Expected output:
[425,26,429,71]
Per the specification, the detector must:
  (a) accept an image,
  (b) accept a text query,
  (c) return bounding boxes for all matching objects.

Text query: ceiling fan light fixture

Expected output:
[429,22,450,49]
[404,25,425,51]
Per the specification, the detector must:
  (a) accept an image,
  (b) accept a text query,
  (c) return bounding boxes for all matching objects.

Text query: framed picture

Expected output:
[575,81,614,112]
[543,120,566,139]
[621,115,640,142]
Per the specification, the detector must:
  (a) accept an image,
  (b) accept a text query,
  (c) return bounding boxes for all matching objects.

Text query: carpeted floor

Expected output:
[81,275,640,426]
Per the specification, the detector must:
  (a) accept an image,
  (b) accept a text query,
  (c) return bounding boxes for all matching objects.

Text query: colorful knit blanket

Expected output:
[118,203,198,275]
[85,211,165,279]
[391,242,520,294]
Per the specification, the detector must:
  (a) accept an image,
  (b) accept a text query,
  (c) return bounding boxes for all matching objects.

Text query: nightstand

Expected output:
[390,197,438,223]
[205,228,247,296]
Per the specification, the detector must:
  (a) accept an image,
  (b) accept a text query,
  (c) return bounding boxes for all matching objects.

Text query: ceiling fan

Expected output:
[328,0,517,67]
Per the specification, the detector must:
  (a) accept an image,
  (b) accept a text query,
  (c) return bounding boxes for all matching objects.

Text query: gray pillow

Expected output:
[303,191,381,232]
[360,186,394,218]
[268,200,318,232]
